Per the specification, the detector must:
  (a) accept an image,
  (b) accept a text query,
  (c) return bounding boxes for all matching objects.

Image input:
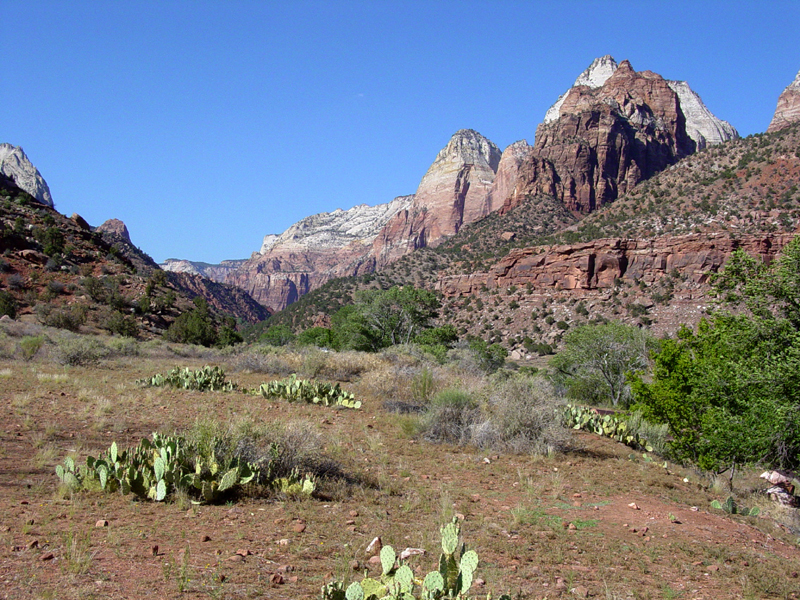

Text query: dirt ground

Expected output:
[1,354,799,600]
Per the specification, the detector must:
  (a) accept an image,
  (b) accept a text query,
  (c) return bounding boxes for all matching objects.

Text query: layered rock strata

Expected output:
[768,68,800,133]
[437,232,795,297]
[0,144,53,207]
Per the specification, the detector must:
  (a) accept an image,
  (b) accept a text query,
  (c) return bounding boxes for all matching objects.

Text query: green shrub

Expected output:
[36,304,87,332]
[19,335,45,360]
[420,388,478,444]
[164,298,217,347]
[103,310,139,338]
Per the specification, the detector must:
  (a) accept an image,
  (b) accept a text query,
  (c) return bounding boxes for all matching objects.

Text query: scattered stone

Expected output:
[200,535,211,542]
[94,520,108,528]
[350,560,360,571]
[707,565,719,572]
[571,586,590,598]
[227,554,244,563]
[365,537,382,556]
[628,502,640,510]
[292,523,306,533]
[270,573,284,585]
[474,578,486,586]
[236,549,251,557]
[26,540,38,550]
[399,548,425,560]
[346,520,355,525]
[554,578,567,591]
[568,523,578,531]
[277,539,290,546]
[349,510,359,518]
[368,555,382,565]
[40,552,54,561]
[20,501,29,505]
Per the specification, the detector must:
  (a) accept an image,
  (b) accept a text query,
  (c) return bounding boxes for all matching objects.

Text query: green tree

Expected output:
[164,297,217,347]
[339,286,440,351]
[551,322,653,407]
[259,324,295,347]
[631,237,800,471]
[296,326,336,348]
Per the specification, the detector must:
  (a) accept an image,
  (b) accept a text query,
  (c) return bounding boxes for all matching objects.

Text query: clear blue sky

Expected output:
[4,1,798,263]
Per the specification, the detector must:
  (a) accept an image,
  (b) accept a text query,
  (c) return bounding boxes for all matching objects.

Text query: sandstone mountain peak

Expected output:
[543,56,737,149]
[768,67,800,132]
[544,56,618,124]
[0,144,53,207]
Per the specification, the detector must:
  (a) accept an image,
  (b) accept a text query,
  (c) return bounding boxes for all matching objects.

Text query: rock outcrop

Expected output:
[0,144,53,207]
[96,218,132,244]
[437,232,795,297]
[768,67,800,133]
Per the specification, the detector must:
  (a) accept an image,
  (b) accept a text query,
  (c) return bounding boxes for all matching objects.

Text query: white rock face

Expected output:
[259,234,280,254]
[268,195,414,252]
[543,56,738,149]
[0,144,53,207]
[544,55,618,124]
[161,258,246,280]
[768,67,800,133]
[666,81,739,149]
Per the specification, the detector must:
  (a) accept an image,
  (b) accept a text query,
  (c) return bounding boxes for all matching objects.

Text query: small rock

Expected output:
[95,520,109,528]
[151,545,159,556]
[349,560,360,571]
[346,520,355,525]
[292,523,306,533]
[368,555,382,565]
[288,576,298,583]
[399,548,425,560]
[40,552,54,561]
[349,510,359,517]
[365,536,382,556]
[483,457,491,464]
[200,535,211,542]
[572,493,582,498]
[277,564,294,573]
[277,539,290,546]
[555,578,567,591]
[20,500,29,505]
[236,549,251,557]
[568,523,577,530]
[218,574,226,583]
[227,554,244,563]
[571,586,590,598]
[628,502,640,510]
[474,578,486,586]
[26,540,39,550]
[270,573,284,585]
[707,565,719,572]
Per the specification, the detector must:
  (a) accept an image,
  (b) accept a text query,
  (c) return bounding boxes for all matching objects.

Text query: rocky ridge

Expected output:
[768,67,800,133]
[0,144,53,207]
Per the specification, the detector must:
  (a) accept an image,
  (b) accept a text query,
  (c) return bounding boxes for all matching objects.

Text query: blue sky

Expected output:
[4,1,799,263]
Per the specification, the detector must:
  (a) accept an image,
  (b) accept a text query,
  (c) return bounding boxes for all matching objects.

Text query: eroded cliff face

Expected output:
[768,68,800,133]
[0,144,53,208]
[437,232,794,297]
[370,129,502,267]
[501,60,696,215]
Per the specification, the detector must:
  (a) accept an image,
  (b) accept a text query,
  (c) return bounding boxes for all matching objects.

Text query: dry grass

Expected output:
[0,325,798,599]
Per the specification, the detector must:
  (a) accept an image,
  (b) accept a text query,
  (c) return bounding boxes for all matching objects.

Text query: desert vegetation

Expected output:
[2,296,800,599]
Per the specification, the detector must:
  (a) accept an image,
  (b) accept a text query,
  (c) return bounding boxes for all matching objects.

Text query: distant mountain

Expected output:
[0,144,53,207]
[768,67,800,132]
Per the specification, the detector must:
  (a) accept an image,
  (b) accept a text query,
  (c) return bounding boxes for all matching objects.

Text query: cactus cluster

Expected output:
[710,496,760,517]
[55,433,313,504]
[563,405,653,452]
[137,366,238,392]
[259,374,361,409]
[321,518,510,600]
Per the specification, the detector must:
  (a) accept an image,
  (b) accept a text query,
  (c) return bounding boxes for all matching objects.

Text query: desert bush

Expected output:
[19,335,45,360]
[54,336,109,366]
[36,304,87,332]
[230,347,296,375]
[106,336,140,357]
[470,376,569,454]
[623,410,670,456]
[420,388,479,445]
[6,274,24,290]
